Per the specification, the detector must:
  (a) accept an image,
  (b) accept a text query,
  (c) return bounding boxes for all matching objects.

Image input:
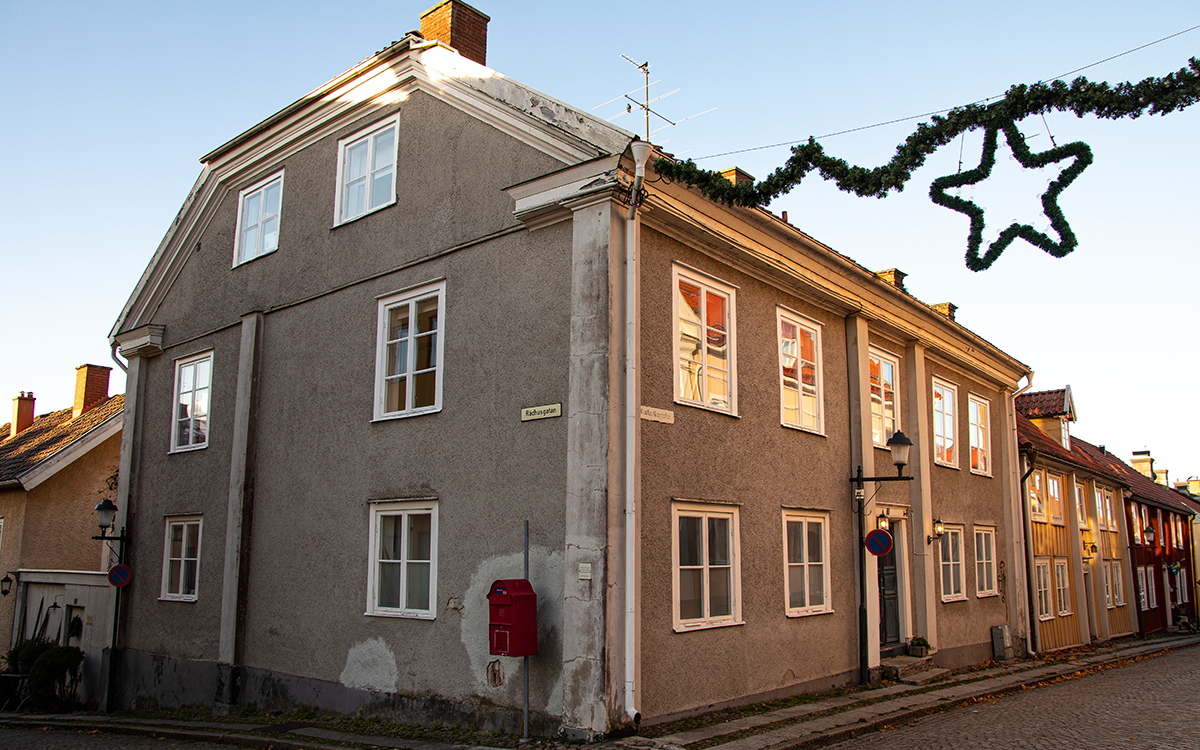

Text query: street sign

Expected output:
[108,564,132,587]
[865,529,893,556]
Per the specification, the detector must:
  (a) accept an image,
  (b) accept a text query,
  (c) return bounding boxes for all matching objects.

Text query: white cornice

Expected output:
[18,413,122,491]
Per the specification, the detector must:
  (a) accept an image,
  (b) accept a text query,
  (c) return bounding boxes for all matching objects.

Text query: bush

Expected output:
[27,645,83,711]
[5,636,54,674]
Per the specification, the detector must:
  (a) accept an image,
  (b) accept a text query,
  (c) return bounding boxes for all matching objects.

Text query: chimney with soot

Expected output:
[420,1,490,66]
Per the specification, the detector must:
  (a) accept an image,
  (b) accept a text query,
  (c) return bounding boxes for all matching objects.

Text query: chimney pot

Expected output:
[420,0,490,66]
[73,364,112,419]
[11,391,35,439]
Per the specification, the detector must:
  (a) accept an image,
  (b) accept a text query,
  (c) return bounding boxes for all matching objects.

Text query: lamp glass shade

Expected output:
[887,430,913,469]
[0,575,11,597]
[877,514,889,530]
[933,518,945,536]
[1144,525,1156,545]
[94,498,118,531]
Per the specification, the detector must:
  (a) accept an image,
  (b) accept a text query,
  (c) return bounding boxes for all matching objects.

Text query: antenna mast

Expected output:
[621,54,651,140]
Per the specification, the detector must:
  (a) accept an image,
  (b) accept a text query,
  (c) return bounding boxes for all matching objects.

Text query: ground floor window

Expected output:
[368,499,438,618]
[974,526,997,597]
[1055,560,1072,615]
[1111,560,1125,606]
[161,516,202,601]
[1035,559,1052,620]
[674,501,741,630]
[939,526,965,601]
[783,510,830,616]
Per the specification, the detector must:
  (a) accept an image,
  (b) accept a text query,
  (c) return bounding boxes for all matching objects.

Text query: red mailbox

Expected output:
[488,579,537,656]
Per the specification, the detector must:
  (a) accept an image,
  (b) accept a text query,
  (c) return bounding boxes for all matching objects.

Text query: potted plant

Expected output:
[908,636,931,658]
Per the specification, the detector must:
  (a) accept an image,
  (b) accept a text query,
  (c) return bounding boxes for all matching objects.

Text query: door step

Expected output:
[880,653,934,680]
[898,667,951,685]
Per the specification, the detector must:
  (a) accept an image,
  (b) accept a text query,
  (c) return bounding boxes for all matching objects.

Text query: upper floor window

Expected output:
[161,515,202,601]
[869,348,899,447]
[1095,486,1109,530]
[1030,470,1046,521]
[1075,482,1088,529]
[673,501,741,630]
[673,266,736,414]
[335,115,398,225]
[234,171,283,265]
[374,282,445,420]
[1047,473,1065,524]
[968,394,990,475]
[931,379,957,467]
[171,352,212,452]
[1131,502,1143,544]
[783,510,831,616]
[777,308,822,433]
[1103,489,1116,532]
[367,499,437,618]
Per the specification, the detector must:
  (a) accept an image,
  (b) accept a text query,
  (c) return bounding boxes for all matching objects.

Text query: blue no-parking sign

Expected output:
[108,564,132,587]
[864,529,893,556]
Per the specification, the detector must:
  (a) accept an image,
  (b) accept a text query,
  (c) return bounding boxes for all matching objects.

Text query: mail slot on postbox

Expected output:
[488,579,537,657]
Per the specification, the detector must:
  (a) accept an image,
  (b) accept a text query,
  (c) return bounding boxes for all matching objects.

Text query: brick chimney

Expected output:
[420,1,490,66]
[11,392,34,439]
[719,167,755,186]
[930,302,957,321]
[73,364,112,419]
[1130,450,1154,481]
[875,268,907,292]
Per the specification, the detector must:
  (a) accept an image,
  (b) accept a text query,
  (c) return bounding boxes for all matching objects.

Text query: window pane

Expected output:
[192,388,209,418]
[182,560,197,596]
[679,517,702,567]
[786,521,804,564]
[378,561,401,608]
[385,378,406,413]
[241,227,259,257]
[170,524,184,558]
[347,140,368,180]
[807,521,823,563]
[679,568,703,619]
[408,513,431,561]
[379,516,401,561]
[168,560,181,595]
[195,358,211,388]
[406,561,431,610]
[706,368,729,408]
[191,416,207,444]
[415,333,437,370]
[262,217,278,252]
[788,565,806,608]
[263,181,281,215]
[373,128,394,171]
[344,180,366,219]
[709,567,731,617]
[808,563,825,606]
[179,363,194,394]
[242,192,261,226]
[184,523,199,558]
[708,517,729,566]
[371,169,392,210]
[412,371,436,408]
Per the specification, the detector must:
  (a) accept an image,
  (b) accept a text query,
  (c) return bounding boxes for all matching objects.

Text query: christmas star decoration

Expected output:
[930,119,1092,271]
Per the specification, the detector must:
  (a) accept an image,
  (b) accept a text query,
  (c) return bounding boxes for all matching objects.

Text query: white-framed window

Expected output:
[1055,560,1072,615]
[1029,470,1046,521]
[1111,560,1124,605]
[1035,559,1052,620]
[160,516,202,601]
[1048,473,1064,525]
[1147,565,1158,608]
[931,379,957,467]
[171,351,212,452]
[1177,567,1189,603]
[374,281,445,420]
[673,501,741,630]
[782,510,831,616]
[1137,566,1148,610]
[1104,489,1116,533]
[1107,562,1116,609]
[335,114,398,225]
[1141,505,1152,544]
[968,394,990,475]
[939,526,965,602]
[674,266,737,414]
[1131,503,1143,544]
[367,499,437,618]
[869,348,900,447]
[777,308,822,433]
[1075,482,1088,529]
[233,171,283,265]
[1094,487,1108,530]
[974,526,997,597]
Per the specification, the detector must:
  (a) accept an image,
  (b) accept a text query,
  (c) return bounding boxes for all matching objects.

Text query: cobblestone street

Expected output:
[829,646,1200,749]
[0,727,237,750]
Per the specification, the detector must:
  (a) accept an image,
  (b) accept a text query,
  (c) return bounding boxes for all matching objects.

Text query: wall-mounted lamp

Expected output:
[1143,525,1157,547]
[927,518,945,545]
[1083,542,1098,558]
[849,431,916,501]
[877,513,890,531]
[92,498,129,563]
[0,574,12,597]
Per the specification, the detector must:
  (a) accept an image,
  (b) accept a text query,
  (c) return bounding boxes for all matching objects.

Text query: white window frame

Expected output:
[782,510,832,617]
[160,515,202,602]
[931,379,958,468]
[939,525,966,602]
[1035,559,1052,620]
[672,501,741,631]
[1107,562,1117,609]
[366,499,438,619]
[1147,565,1158,608]
[1112,560,1124,605]
[374,281,446,420]
[1055,560,1072,615]
[974,526,997,597]
[968,394,991,475]
[1029,470,1046,521]
[1047,473,1065,525]
[1137,566,1148,610]
[233,170,284,266]
[776,307,823,434]
[1104,489,1116,533]
[334,114,399,226]
[1131,503,1143,544]
[170,351,213,453]
[1075,482,1088,529]
[673,266,737,415]
[869,348,900,448]
[1094,486,1108,530]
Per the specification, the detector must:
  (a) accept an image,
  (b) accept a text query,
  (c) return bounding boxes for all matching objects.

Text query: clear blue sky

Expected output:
[2,2,1196,479]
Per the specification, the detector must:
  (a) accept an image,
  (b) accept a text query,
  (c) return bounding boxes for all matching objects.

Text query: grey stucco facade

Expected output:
[109,25,1032,738]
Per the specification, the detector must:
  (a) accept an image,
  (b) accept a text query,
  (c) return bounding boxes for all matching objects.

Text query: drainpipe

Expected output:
[624,139,652,725]
[1018,451,1040,655]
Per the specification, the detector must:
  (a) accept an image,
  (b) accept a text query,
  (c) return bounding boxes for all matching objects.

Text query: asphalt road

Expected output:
[0,727,247,749]
[829,645,1200,749]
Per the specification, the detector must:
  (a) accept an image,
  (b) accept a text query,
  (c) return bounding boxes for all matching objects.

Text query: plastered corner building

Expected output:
[108,1,1034,736]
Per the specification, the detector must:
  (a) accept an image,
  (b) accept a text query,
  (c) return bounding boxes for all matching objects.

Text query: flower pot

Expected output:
[908,644,929,658]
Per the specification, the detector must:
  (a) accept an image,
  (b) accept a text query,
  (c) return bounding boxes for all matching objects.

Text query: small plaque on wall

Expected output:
[521,403,562,421]
[640,406,675,424]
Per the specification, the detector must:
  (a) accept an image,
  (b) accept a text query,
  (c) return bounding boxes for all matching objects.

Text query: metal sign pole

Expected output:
[523,520,530,739]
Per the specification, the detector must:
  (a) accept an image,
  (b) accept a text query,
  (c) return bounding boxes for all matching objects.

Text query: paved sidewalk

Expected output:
[2,632,1197,750]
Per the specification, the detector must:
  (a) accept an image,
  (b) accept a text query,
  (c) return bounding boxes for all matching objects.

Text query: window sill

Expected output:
[333,199,397,229]
[371,405,443,422]
[675,398,738,418]
[786,608,834,618]
[1050,518,1066,526]
[934,460,959,470]
[158,596,197,603]
[1058,611,1073,617]
[364,610,436,620]
[976,591,999,599]
[232,247,278,268]
[940,595,967,603]
[781,422,825,437]
[1038,614,1055,622]
[168,444,208,455]
[672,619,744,633]
[969,468,993,478]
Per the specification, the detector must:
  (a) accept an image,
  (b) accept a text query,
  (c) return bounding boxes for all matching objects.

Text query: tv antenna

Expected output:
[593,55,716,141]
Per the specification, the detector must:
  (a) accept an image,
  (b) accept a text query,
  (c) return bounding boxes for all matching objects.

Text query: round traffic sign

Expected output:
[865,528,893,556]
[108,564,132,587]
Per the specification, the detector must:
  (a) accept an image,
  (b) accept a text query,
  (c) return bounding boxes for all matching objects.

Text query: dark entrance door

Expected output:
[879,543,904,657]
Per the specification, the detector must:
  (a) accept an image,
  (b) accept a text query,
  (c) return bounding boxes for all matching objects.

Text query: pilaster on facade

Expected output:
[905,343,937,650]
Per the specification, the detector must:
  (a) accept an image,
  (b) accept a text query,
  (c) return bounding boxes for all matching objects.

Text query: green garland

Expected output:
[654,57,1200,270]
